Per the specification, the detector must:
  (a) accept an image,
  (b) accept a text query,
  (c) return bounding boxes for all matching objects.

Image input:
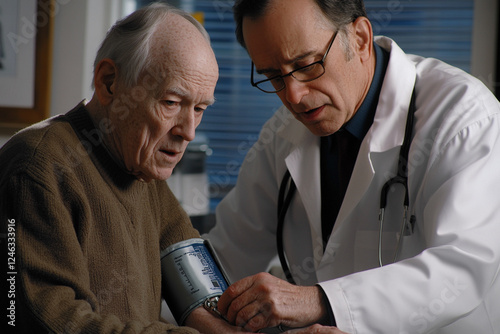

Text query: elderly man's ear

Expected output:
[94,59,118,106]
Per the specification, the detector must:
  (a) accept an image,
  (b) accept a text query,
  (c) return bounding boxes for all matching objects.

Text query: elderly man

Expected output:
[0,3,237,333]
[206,0,500,333]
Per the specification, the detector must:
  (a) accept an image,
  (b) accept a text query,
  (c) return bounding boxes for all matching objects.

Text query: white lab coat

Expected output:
[207,37,500,333]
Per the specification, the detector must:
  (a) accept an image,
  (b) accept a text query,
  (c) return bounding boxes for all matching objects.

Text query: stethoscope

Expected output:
[277,88,417,284]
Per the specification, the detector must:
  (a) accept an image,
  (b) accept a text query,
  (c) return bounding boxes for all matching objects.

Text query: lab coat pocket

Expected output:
[397,230,421,261]
[354,230,397,271]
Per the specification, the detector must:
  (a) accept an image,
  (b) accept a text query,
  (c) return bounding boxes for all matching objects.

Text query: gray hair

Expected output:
[93,2,210,88]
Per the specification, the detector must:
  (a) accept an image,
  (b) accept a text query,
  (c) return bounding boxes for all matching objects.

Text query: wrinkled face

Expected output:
[108,18,218,182]
[243,0,371,136]
[111,67,217,182]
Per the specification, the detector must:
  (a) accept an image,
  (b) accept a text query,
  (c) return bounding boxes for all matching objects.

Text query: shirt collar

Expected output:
[344,42,389,141]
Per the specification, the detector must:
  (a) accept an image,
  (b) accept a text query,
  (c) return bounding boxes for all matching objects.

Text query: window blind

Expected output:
[134,0,474,211]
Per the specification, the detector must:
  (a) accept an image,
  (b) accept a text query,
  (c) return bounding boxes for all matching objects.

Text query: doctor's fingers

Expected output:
[217,276,254,317]
[222,284,277,327]
[218,272,272,316]
[219,273,285,325]
[234,300,281,332]
[284,324,349,334]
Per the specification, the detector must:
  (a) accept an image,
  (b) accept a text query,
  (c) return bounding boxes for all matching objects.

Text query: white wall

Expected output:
[0,0,121,147]
[471,0,499,93]
[50,0,121,116]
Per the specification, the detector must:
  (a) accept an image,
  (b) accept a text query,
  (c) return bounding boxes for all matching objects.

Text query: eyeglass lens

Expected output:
[253,63,326,93]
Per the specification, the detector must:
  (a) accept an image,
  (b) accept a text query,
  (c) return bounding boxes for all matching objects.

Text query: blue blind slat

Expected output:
[366,1,474,72]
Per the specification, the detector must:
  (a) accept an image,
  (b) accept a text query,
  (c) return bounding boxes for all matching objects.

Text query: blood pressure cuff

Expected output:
[160,238,230,325]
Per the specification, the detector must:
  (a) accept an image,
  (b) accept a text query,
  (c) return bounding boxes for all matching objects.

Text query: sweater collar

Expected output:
[65,101,138,187]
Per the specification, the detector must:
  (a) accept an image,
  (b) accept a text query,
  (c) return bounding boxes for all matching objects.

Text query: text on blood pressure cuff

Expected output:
[160,238,229,325]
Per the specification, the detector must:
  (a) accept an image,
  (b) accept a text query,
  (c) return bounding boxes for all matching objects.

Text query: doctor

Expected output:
[206,0,500,333]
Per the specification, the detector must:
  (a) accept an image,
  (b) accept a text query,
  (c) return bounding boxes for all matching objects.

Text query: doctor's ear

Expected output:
[94,58,118,106]
[351,16,374,62]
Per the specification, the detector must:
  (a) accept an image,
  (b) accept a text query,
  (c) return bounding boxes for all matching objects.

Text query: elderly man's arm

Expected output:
[185,306,249,333]
[1,172,197,334]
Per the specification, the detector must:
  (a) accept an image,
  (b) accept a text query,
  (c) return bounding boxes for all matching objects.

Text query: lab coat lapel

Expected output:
[334,142,375,225]
[281,122,324,269]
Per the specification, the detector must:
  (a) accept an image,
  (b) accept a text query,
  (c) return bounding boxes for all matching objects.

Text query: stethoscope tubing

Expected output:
[378,88,416,267]
[277,169,297,284]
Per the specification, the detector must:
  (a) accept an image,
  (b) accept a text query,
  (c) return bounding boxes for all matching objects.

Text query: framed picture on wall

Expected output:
[0,0,54,127]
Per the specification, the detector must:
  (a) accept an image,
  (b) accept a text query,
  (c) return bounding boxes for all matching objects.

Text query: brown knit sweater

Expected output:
[0,102,200,333]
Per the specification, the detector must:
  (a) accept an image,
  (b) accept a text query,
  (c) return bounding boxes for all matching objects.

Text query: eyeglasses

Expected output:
[250,31,338,93]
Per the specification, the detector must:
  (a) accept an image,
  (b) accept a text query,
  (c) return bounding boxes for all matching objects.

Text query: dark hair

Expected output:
[233,0,367,48]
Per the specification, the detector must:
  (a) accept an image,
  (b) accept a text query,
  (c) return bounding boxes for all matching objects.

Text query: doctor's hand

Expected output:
[185,306,248,334]
[217,272,329,332]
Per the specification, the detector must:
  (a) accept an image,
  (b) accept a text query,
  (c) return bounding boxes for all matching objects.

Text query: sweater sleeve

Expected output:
[1,172,199,334]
